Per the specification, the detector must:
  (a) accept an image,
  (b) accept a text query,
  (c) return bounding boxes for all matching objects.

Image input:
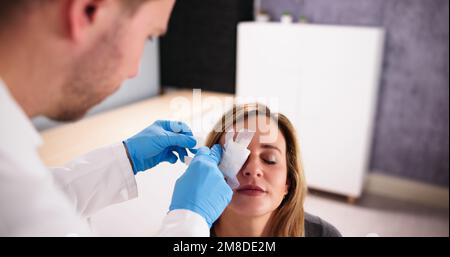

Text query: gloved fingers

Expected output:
[162,151,178,164]
[173,147,188,163]
[165,131,197,149]
[195,146,211,156]
[188,148,198,154]
[209,163,226,179]
[155,120,194,136]
[209,144,223,165]
[173,121,194,136]
[192,145,222,165]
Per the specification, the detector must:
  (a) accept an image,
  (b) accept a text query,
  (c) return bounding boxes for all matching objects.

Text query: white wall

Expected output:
[33,39,160,131]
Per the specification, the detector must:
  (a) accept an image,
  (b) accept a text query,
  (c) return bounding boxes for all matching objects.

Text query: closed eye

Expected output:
[263,158,277,165]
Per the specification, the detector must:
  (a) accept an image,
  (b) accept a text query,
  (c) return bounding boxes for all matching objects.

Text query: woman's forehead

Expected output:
[219,115,286,149]
[237,115,273,130]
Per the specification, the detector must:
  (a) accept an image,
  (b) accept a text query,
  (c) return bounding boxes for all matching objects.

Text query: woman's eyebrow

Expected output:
[260,144,282,153]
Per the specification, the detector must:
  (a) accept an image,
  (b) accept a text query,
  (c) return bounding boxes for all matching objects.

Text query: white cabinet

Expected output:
[236,22,385,199]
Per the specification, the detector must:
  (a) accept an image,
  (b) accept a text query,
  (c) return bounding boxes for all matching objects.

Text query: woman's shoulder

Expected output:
[304,212,342,237]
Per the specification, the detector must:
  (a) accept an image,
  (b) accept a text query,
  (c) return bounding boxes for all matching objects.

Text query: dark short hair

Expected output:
[119,0,153,15]
[0,0,35,27]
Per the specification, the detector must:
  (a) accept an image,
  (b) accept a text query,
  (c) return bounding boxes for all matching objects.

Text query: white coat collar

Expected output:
[0,78,43,153]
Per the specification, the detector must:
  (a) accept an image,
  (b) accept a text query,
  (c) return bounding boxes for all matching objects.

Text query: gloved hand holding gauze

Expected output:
[219,130,255,189]
[184,131,255,189]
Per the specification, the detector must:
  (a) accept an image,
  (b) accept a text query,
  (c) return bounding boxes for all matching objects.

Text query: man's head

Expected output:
[0,0,175,121]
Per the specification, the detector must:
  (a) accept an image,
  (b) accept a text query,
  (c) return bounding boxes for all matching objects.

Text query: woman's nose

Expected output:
[240,156,263,178]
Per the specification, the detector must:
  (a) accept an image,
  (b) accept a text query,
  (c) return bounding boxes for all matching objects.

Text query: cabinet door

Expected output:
[237,23,303,120]
[236,23,384,197]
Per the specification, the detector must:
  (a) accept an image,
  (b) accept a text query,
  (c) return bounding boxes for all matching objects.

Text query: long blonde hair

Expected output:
[205,103,307,236]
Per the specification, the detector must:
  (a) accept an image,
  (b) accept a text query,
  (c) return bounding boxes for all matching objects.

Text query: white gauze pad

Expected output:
[219,130,255,189]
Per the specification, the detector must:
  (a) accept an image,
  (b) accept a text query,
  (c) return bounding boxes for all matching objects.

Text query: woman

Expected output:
[205,103,341,237]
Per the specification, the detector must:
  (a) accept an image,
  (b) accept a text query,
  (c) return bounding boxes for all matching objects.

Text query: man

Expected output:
[0,0,232,236]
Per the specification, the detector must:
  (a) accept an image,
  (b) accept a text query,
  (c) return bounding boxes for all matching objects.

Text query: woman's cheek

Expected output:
[268,168,288,198]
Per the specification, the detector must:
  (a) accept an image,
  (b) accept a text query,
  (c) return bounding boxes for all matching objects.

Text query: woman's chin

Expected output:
[229,201,272,217]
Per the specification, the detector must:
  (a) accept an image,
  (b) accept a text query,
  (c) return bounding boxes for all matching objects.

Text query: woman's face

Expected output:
[219,115,289,217]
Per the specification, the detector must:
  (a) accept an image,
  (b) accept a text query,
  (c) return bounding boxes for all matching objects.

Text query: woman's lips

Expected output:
[236,185,267,196]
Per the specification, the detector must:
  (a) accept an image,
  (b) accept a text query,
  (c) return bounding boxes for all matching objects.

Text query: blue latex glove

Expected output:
[169,145,233,228]
[123,120,197,174]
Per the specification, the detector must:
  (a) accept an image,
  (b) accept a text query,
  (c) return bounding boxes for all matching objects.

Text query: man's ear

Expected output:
[65,0,105,42]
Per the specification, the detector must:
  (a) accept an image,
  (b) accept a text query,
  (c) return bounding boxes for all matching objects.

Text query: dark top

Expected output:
[304,213,342,237]
[211,212,342,237]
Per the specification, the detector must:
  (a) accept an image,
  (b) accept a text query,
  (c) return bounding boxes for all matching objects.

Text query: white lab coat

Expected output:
[0,79,209,236]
